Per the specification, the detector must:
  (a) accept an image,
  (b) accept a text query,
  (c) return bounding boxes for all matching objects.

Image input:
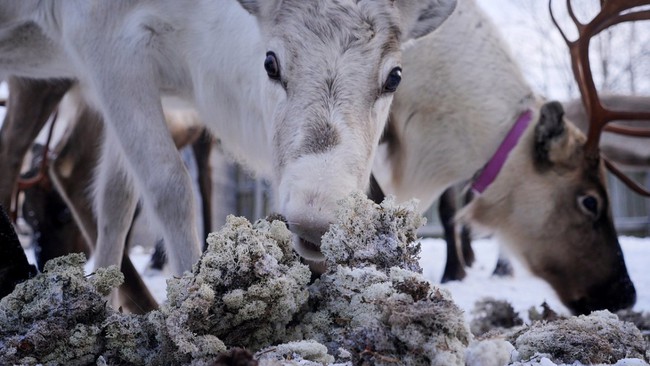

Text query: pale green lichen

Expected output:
[165,216,311,352]
[0,193,473,365]
[321,193,424,273]
[286,193,470,365]
[511,310,648,364]
[0,253,119,365]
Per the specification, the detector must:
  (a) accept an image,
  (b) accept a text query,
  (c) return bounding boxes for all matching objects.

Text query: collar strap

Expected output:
[471,109,533,195]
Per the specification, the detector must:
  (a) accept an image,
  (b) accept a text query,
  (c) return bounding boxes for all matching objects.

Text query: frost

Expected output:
[287,192,470,365]
[0,216,309,365]
[257,340,335,365]
[8,192,647,365]
[0,253,117,365]
[465,338,515,366]
[165,216,311,352]
[320,193,424,273]
[512,310,647,364]
[616,309,650,351]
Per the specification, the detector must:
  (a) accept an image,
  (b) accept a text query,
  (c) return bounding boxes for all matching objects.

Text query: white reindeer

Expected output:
[372,0,637,314]
[0,0,456,277]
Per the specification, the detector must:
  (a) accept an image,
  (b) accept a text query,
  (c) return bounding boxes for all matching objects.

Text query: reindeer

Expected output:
[371,0,644,314]
[443,94,650,284]
[0,0,457,287]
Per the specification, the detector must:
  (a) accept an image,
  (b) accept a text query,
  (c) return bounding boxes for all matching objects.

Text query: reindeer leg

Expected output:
[75,43,201,274]
[440,187,466,283]
[492,248,513,277]
[0,77,72,210]
[49,98,101,251]
[50,102,157,313]
[460,189,475,267]
[92,137,138,273]
[192,128,213,247]
[117,202,159,313]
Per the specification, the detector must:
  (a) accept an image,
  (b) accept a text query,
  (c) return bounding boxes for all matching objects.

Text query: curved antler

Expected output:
[551,0,650,196]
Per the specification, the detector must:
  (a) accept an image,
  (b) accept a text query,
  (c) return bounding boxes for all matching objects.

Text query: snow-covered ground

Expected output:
[124,235,650,324]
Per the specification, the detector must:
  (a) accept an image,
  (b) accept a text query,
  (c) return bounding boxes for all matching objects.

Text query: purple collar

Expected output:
[471,110,533,194]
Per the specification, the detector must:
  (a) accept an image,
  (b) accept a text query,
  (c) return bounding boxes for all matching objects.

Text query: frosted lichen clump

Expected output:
[165,216,312,353]
[321,192,424,273]
[511,310,648,364]
[288,192,470,365]
[0,193,471,365]
[470,297,524,337]
[0,253,123,365]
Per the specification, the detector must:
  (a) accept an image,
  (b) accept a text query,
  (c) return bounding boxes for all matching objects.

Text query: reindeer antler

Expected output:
[550,0,650,196]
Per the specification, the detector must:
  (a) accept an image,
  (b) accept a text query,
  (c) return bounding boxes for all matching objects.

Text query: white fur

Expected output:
[0,0,456,272]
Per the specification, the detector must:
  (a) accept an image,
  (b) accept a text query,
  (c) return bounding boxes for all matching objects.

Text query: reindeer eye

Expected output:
[578,194,599,218]
[382,67,402,93]
[264,51,281,80]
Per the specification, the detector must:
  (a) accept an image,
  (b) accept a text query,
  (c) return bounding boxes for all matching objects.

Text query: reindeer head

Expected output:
[237,0,456,261]
[459,101,636,314]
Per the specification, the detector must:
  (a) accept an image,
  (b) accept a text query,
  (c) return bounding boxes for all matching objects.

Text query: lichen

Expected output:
[0,193,485,366]
[616,309,650,351]
[0,216,311,365]
[320,192,424,273]
[465,338,515,366]
[0,253,120,365]
[286,193,470,365]
[511,310,648,364]
[527,302,563,323]
[470,297,524,337]
[165,216,311,352]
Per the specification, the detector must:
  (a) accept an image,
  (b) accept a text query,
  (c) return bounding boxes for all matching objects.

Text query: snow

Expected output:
[419,236,650,322]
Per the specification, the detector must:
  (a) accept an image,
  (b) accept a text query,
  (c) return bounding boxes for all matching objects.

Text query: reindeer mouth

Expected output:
[292,235,326,262]
[266,212,327,262]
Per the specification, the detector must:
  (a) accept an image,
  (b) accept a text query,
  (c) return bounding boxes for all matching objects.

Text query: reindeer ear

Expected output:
[394,0,457,40]
[534,101,567,167]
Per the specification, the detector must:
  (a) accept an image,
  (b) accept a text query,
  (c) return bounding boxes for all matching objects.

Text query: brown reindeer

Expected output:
[444,94,650,283]
[371,0,644,314]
